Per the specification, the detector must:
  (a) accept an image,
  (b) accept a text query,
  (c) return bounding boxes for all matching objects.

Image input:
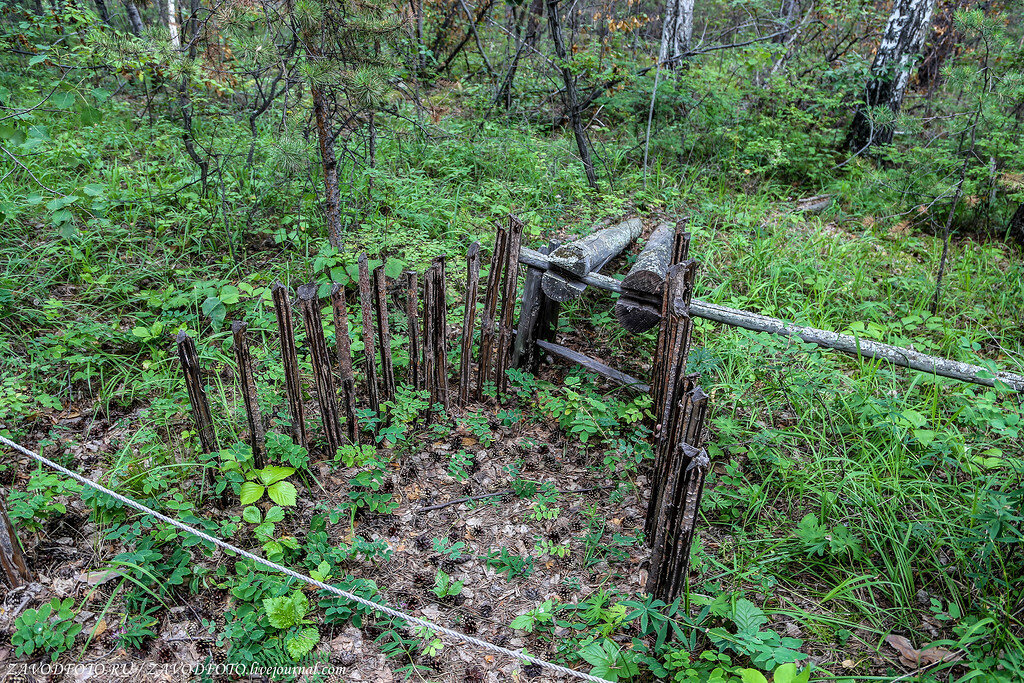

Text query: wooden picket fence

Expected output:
[171,215,709,602]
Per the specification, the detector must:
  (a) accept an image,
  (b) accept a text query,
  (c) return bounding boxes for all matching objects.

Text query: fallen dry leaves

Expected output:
[885,634,959,668]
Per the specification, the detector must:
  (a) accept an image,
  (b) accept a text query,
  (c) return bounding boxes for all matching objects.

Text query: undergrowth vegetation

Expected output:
[1,1,1023,682]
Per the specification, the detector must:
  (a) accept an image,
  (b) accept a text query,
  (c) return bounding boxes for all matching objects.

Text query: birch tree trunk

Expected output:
[168,0,181,48]
[124,0,144,34]
[847,0,935,151]
[659,0,694,66]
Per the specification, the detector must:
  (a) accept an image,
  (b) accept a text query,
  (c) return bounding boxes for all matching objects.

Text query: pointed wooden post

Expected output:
[272,283,307,448]
[176,331,218,485]
[477,226,507,399]
[331,284,359,444]
[495,215,525,397]
[404,271,421,391]
[373,265,397,403]
[435,255,450,405]
[231,321,266,469]
[358,254,380,419]
[297,283,344,457]
[459,243,481,406]
[0,495,31,587]
[513,242,557,372]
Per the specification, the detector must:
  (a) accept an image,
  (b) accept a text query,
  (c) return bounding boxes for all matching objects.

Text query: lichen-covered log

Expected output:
[541,218,642,302]
[621,221,675,294]
[518,248,1024,392]
[547,217,643,276]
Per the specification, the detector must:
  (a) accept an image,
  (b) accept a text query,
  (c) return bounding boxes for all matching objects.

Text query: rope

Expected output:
[0,434,608,682]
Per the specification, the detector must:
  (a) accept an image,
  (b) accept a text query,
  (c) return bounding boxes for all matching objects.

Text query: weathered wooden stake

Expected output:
[373,265,397,403]
[330,284,359,444]
[404,271,421,391]
[495,216,525,396]
[435,256,450,405]
[650,261,697,441]
[458,243,482,406]
[272,283,307,448]
[297,284,344,456]
[357,254,380,419]
[0,495,31,587]
[513,243,550,371]
[231,321,266,468]
[176,331,219,484]
[477,226,508,399]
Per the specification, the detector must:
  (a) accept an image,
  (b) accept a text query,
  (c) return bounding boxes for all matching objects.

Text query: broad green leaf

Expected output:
[739,669,769,683]
[51,91,75,109]
[267,481,297,507]
[242,506,262,524]
[286,627,320,659]
[264,506,286,523]
[510,614,534,631]
[258,465,295,486]
[219,285,240,304]
[239,482,265,505]
[732,599,768,634]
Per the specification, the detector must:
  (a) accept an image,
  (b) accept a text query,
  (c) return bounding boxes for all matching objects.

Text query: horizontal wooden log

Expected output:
[536,340,649,392]
[541,218,643,302]
[621,221,675,294]
[547,218,643,276]
[518,248,1024,392]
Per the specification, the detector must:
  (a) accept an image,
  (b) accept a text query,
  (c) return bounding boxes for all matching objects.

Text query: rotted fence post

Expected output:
[297,284,344,457]
[495,215,525,397]
[404,271,421,391]
[176,331,218,485]
[272,283,307,449]
[231,321,266,469]
[513,241,559,372]
[477,225,508,399]
[373,265,397,404]
[423,256,450,411]
[331,284,359,444]
[435,255,450,405]
[358,254,380,420]
[650,261,697,442]
[0,495,31,587]
[458,243,481,406]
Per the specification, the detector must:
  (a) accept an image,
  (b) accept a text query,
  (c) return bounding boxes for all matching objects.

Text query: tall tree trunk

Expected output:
[547,0,597,189]
[168,0,180,48]
[1008,203,1024,249]
[94,0,110,24]
[124,0,144,34]
[917,0,964,89]
[847,0,935,151]
[659,0,694,66]
[774,0,799,43]
[312,84,344,249]
[496,0,542,108]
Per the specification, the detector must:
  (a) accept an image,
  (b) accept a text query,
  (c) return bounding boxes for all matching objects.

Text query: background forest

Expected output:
[1,0,1023,679]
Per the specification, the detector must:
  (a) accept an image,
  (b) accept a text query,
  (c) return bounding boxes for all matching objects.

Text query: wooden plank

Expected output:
[357,254,380,418]
[330,284,359,444]
[0,495,31,587]
[373,265,397,403]
[175,331,219,484]
[231,321,266,468]
[512,244,550,370]
[459,243,482,406]
[404,271,421,391]
[272,283,307,448]
[297,283,344,457]
[535,340,649,392]
[495,216,525,395]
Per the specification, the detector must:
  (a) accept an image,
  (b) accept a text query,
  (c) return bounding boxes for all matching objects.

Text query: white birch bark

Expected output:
[848,0,935,149]
[659,0,693,66]
[168,0,181,48]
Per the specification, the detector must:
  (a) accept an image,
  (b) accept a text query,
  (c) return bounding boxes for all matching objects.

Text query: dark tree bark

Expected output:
[1007,203,1024,249]
[94,0,110,24]
[546,0,598,189]
[847,0,936,151]
[312,83,344,249]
